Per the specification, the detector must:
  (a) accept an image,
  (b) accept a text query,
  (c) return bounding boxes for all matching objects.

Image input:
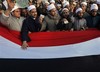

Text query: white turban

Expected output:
[28,5,36,11]
[47,4,56,11]
[81,2,87,6]
[62,8,69,12]
[90,4,98,11]
[50,0,55,3]
[11,3,21,12]
[63,1,69,8]
[75,8,82,13]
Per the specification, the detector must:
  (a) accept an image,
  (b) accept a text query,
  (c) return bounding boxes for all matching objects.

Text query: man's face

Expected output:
[30,9,37,18]
[13,8,21,18]
[21,9,28,17]
[62,10,69,17]
[44,3,49,9]
[91,9,97,16]
[77,11,83,18]
[50,8,57,16]
[81,4,86,10]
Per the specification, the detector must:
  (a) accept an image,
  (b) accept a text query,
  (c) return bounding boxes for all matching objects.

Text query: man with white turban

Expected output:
[40,4,61,31]
[57,8,73,31]
[80,2,90,18]
[56,3,62,14]
[0,0,25,31]
[72,8,87,31]
[86,4,100,28]
[21,5,42,49]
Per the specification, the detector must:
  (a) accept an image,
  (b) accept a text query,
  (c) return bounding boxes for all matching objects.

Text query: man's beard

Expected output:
[77,16,83,19]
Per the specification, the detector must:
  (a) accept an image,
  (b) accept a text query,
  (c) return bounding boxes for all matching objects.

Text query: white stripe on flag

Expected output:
[0,36,100,59]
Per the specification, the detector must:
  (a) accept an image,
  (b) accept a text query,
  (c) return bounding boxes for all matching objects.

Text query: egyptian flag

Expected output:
[0,24,100,71]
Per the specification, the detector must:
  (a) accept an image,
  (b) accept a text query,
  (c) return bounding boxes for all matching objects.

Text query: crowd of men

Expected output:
[0,0,100,49]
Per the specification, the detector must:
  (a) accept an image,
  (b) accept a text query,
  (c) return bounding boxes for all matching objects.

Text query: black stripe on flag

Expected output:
[0,55,100,72]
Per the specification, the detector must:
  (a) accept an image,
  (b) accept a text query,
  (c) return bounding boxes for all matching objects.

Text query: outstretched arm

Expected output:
[4,0,15,16]
[21,20,31,49]
[0,0,15,26]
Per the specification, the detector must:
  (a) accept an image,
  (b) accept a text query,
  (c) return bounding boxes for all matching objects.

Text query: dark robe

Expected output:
[21,16,41,42]
[86,15,100,28]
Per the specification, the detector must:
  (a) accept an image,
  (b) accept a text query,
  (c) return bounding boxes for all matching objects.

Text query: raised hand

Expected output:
[6,0,16,11]
[4,0,16,16]
[39,14,44,24]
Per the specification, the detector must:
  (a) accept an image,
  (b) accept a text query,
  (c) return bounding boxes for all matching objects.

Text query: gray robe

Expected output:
[72,17,87,31]
[40,13,61,31]
[0,13,25,31]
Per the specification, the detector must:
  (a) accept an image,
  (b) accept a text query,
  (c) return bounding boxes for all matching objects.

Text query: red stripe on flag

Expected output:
[0,24,100,47]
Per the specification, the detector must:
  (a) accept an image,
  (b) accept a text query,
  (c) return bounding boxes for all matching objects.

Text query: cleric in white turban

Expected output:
[80,2,87,12]
[0,2,25,32]
[40,3,61,32]
[72,8,87,31]
[80,2,90,19]
[89,4,98,17]
[21,5,42,49]
[85,4,100,29]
